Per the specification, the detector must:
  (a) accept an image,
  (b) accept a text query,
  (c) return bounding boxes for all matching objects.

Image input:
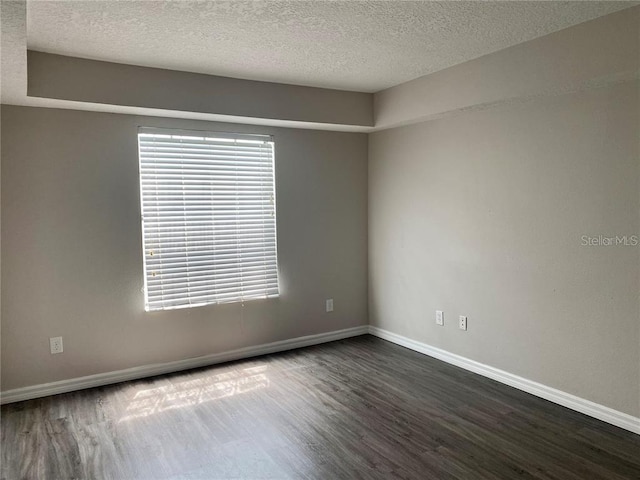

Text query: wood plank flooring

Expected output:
[2,335,639,479]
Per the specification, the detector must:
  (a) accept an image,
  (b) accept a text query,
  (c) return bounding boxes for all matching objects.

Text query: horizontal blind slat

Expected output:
[143,229,276,236]
[145,257,277,274]
[147,267,278,285]
[148,277,279,299]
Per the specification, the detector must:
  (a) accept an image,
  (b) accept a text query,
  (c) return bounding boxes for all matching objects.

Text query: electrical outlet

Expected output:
[50,336,64,354]
[459,316,468,331]
[436,310,444,326]
[326,298,334,312]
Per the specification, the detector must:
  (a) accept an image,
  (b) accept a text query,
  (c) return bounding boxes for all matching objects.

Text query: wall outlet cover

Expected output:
[50,336,64,354]
[326,299,334,312]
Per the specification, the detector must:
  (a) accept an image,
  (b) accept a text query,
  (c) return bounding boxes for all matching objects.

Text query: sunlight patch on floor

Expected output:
[119,365,270,422]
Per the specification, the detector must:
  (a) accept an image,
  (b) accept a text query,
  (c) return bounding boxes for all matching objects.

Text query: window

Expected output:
[138,128,279,311]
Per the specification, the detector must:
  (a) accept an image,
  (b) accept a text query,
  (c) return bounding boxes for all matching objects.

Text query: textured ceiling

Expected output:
[26,0,637,92]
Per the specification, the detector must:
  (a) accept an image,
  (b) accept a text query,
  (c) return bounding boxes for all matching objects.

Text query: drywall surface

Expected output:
[369,82,639,416]
[374,6,640,129]
[27,52,373,128]
[1,106,368,390]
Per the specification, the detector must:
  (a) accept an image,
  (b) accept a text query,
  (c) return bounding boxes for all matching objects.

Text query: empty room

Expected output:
[1,1,639,478]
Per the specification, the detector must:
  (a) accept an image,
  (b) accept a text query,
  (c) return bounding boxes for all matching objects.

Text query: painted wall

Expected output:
[27,52,373,128]
[1,106,368,390]
[369,82,639,416]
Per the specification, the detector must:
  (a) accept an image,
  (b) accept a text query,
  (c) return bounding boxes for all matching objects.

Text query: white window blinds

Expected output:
[138,128,279,311]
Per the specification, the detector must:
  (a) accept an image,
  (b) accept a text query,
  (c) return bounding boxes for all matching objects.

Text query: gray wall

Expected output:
[369,82,639,416]
[1,106,368,391]
[28,52,373,128]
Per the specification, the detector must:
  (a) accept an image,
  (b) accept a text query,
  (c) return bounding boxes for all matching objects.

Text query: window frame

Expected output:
[137,126,280,311]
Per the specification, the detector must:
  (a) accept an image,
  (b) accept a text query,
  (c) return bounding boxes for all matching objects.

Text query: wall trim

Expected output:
[0,325,369,405]
[368,326,640,435]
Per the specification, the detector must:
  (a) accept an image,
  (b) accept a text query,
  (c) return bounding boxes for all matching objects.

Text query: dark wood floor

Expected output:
[2,335,639,479]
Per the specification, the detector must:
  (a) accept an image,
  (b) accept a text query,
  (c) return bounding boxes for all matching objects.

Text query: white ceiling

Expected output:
[26,0,636,93]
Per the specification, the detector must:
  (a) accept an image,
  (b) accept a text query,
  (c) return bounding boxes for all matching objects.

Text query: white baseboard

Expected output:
[368,326,640,435]
[0,325,369,405]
